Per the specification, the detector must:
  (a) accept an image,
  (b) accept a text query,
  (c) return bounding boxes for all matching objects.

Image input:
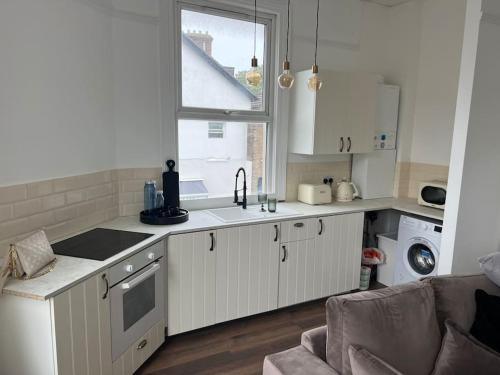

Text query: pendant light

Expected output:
[307,0,323,92]
[246,0,262,86]
[278,0,294,89]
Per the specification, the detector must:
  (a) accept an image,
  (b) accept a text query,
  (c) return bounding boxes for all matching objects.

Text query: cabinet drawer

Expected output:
[112,319,165,375]
[280,218,317,243]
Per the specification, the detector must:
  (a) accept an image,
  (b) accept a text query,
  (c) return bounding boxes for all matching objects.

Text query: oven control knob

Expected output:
[147,252,155,260]
[125,264,134,273]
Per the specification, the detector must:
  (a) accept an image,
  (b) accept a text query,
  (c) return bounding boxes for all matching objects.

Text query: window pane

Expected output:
[181,9,265,111]
[179,119,267,200]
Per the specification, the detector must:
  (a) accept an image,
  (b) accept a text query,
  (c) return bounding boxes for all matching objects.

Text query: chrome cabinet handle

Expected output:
[274,225,279,242]
[318,219,324,236]
[102,273,109,300]
[137,339,148,350]
[294,222,304,228]
[281,246,287,262]
[340,137,344,152]
[209,232,215,251]
[347,137,352,152]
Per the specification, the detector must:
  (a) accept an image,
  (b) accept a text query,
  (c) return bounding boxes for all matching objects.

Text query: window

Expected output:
[177,2,275,202]
[208,122,224,138]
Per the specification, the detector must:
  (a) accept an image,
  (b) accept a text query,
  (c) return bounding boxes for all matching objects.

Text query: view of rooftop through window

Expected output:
[180,9,266,110]
[179,7,269,201]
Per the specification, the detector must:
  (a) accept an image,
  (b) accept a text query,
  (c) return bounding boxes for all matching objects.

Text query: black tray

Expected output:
[140,208,189,225]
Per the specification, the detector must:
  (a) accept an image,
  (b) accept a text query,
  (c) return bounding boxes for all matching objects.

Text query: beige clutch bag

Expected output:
[0,230,57,291]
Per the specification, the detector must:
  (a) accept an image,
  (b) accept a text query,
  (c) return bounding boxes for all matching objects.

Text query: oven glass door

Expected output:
[111,259,164,361]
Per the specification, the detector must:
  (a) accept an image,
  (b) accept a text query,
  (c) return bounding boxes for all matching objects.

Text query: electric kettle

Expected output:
[336,179,359,202]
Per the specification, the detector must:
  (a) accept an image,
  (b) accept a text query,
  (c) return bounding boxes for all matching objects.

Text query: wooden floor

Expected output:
[137,298,327,375]
[137,283,384,375]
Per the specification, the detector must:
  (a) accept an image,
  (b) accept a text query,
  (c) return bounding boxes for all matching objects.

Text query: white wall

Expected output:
[112,1,162,168]
[0,0,115,186]
[287,0,467,168]
[441,0,500,275]
[410,0,467,166]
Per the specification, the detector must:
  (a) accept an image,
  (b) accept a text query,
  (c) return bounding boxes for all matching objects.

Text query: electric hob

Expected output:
[52,228,154,261]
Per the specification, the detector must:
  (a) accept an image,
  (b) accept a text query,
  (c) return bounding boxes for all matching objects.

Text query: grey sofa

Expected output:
[263,274,500,375]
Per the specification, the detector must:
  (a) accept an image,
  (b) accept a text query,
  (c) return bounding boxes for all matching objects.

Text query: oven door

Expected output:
[110,259,164,361]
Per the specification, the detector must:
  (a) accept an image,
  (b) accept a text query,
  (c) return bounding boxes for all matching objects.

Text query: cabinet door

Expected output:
[347,74,379,154]
[315,216,342,297]
[167,231,216,335]
[333,213,364,292]
[278,239,319,308]
[52,272,112,375]
[315,71,351,155]
[216,223,280,322]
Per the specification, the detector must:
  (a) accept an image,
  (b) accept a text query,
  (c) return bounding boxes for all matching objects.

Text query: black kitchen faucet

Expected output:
[234,167,247,209]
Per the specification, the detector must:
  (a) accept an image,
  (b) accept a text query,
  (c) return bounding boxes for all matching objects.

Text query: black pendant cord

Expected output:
[253,0,257,58]
[285,0,291,61]
[314,0,320,66]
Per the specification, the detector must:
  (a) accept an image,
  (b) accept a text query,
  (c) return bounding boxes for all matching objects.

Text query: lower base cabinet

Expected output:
[167,212,365,336]
[278,239,318,307]
[112,320,165,375]
[167,230,217,335]
[0,272,113,375]
[315,212,364,296]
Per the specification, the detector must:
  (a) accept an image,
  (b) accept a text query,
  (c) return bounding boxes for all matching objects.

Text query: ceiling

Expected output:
[362,0,417,6]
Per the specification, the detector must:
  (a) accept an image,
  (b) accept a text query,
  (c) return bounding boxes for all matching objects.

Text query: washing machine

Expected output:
[394,215,443,284]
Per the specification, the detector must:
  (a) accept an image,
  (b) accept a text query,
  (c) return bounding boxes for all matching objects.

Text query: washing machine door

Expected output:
[404,237,438,277]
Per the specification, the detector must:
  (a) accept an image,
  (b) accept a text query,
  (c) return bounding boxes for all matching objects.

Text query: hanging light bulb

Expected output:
[246,0,262,87]
[278,61,294,89]
[308,0,323,92]
[278,0,294,89]
[308,64,322,91]
[246,57,262,86]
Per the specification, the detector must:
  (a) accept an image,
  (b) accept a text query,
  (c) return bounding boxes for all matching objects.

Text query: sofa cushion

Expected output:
[432,320,500,375]
[470,289,500,353]
[263,345,340,375]
[326,282,441,375]
[423,274,500,333]
[348,345,403,375]
[478,252,500,287]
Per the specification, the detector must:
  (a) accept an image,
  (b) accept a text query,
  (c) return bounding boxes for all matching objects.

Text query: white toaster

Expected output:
[297,184,332,205]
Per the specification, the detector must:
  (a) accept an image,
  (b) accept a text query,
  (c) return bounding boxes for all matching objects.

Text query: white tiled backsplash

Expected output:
[0,160,448,257]
[286,161,351,201]
[394,162,449,199]
[0,171,119,257]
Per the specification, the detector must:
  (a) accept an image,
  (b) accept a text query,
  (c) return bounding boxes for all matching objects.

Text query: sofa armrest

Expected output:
[301,325,327,361]
[263,345,340,375]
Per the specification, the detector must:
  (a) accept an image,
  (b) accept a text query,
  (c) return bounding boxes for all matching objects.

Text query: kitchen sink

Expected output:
[207,205,298,223]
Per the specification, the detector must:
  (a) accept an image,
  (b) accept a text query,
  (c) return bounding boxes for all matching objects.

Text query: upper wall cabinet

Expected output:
[289,71,382,155]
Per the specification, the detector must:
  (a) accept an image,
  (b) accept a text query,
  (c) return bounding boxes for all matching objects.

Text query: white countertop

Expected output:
[1,197,443,301]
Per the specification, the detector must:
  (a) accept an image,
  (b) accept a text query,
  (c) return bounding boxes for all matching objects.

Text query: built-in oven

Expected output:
[109,242,165,361]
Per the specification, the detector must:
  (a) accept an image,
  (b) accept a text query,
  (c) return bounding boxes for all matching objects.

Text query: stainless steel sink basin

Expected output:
[207,205,298,223]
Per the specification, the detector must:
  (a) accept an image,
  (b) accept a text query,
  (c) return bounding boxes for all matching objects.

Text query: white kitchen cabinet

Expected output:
[167,230,217,335]
[278,213,365,308]
[0,272,113,375]
[52,271,113,375]
[289,70,381,155]
[278,239,320,308]
[315,213,365,296]
[215,223,280,322]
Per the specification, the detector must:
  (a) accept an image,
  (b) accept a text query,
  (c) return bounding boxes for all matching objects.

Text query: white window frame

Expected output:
[208,122,225,138]
[160,0,289,210]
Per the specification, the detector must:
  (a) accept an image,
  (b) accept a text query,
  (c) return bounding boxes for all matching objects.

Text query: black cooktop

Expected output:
[52,228,154,261]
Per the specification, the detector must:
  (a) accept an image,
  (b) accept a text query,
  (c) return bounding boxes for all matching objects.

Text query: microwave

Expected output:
[418,181,447,210]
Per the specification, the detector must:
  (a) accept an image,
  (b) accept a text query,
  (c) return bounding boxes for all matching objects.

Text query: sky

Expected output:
[182,9,265,73]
